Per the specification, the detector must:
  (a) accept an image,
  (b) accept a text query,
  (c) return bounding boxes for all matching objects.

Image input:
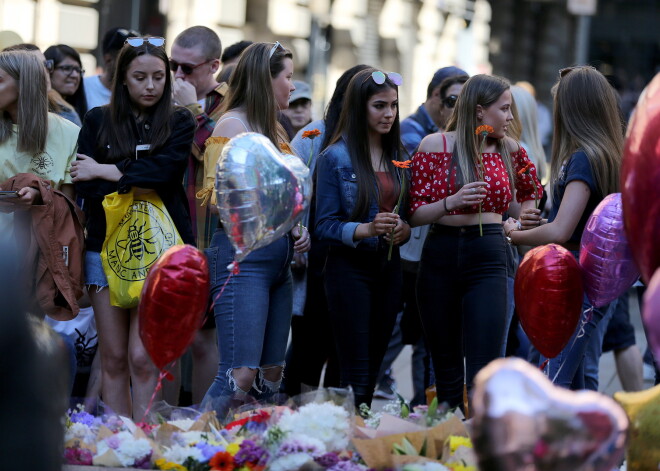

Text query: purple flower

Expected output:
[133,451,152,469]
[70,411,96,427]
[195,442,224,461]
[330,458,366,471]
[234,439,269,466]
[315,452,340,468]
[105,435,120,449]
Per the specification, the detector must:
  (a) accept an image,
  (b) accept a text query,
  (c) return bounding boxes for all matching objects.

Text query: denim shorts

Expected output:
[84,251,109,288]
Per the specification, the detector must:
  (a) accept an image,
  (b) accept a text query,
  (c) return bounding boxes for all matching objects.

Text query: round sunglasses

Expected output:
[125,37,165,48]
[442,94,458,108]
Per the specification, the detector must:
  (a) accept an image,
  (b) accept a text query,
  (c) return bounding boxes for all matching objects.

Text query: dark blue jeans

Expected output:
[417,224,509,409]
[324,243,402,408]
[203,228,293,404]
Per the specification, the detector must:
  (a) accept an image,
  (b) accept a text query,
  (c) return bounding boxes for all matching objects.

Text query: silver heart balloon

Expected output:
[472,358,628,471]
[215,132,312,262]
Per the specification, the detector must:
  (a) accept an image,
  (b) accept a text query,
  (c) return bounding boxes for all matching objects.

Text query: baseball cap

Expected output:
[428,66,468,96]
[102,27,140,55]
[289,80,312,104]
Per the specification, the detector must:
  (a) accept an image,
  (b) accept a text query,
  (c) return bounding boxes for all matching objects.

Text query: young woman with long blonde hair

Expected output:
[410,74,542,411]
[201,42,310,413]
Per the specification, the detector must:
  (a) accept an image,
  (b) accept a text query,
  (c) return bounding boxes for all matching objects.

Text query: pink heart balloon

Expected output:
[622,72,660,283]
[579,193,640,308]
[643,268,660,364]
[472,358,629,471]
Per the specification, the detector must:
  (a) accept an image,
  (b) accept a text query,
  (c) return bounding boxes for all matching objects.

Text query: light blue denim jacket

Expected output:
[314,138,407,251]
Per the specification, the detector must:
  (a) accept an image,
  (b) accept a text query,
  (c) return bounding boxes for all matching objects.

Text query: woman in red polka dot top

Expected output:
[408,74,542,412]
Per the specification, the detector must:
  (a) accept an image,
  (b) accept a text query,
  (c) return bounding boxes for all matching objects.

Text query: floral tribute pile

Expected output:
[62,390,477,471]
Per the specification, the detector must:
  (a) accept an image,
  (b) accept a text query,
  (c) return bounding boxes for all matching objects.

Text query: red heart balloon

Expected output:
[139,245,210,371]
[622,73,660,283]
[515,244,584,359]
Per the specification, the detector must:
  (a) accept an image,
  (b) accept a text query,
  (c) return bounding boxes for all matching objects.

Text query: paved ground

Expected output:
[376,287,655,409]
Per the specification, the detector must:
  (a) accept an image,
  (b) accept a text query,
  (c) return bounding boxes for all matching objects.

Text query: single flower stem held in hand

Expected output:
[299,129,321,231]
[475,125,494,236]
[518,162,539,209]
[388,159,412,260]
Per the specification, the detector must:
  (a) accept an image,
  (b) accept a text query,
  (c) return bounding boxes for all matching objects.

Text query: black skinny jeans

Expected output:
[417,223,509,409]
[324,243,402,408]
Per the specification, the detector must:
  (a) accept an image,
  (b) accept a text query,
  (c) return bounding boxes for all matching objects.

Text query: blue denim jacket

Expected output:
[314,138,407,251]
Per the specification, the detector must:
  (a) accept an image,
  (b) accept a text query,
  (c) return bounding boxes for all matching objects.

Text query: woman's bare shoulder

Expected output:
[212,110,250,138]
[503,136,522,153]
[418,132,454,153]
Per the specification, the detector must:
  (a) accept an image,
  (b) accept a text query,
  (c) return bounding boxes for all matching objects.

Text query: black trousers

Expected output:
[283,242,340,396]
[417,224,508,409]
[324,243,402,408]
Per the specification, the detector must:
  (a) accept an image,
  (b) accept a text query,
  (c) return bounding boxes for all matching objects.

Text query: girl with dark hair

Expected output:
[409,74,542,411]
[283,64,371,396]
[314,67,410,408]
[70,37,195,418]
[201,42,310,413]
[504,66,623,390]
[44,44,88,121]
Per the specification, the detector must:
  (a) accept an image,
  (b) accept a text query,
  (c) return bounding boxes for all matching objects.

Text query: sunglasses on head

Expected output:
[55,64,85,76]
[125,37,165,48]
[371,71,403,86]
[442,94,458,108]
[269,41,284,59]
[559,65,597,79]
[169,59,211,75]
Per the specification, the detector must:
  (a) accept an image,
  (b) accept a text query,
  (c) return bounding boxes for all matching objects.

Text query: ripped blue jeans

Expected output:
[203,228,293,403]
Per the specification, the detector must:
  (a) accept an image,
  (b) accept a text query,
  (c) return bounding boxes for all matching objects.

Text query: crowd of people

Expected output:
[0,24,657,421]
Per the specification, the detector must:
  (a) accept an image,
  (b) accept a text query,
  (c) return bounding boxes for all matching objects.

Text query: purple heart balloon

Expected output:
[579,193,640,307]
[643,269,660,363]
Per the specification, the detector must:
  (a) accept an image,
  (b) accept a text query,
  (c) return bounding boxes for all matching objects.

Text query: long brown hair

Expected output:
[219,42,292,146]
[446,74,515,191]
[0,51,48,153]
[329,68,405,220]
[103,39,174,162]
[551,66,623,197]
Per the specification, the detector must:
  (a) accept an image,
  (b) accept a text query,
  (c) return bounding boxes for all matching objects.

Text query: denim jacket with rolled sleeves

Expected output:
[314,138,409,252]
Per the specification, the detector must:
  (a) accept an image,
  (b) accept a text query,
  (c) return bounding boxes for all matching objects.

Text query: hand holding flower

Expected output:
[291,224,311,253]
[451,182,488,210]
[383,217,411,246]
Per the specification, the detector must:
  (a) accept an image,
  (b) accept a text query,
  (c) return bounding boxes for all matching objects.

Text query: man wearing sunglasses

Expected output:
[84,27,140,110]
[169,26,227,405]
[374,66,468,406]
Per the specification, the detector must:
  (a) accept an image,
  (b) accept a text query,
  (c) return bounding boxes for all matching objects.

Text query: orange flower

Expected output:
[302,129,322,139]
[392,159,412,169]
[210,451,234,471]
[517,162,532,176]
[475,125,494,136]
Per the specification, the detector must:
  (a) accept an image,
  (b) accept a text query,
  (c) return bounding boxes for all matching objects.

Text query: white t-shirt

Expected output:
[84,75,112,110]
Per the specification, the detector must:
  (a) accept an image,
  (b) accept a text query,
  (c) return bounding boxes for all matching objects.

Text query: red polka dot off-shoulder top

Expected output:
[409,137,543,216]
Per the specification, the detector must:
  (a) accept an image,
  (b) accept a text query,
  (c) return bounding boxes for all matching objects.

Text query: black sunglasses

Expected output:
[442,94,458,108]
[55,64,85,76]
[169,59,211,75]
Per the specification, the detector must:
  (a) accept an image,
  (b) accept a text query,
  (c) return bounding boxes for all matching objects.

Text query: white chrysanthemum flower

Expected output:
[175,431,207,446]
[162,444,205,464]
[96,431,151,467]
[65,422,93,442]
[269,453,315,471]
[276,403,350,451]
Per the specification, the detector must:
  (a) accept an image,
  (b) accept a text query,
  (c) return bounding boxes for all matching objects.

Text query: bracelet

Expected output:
[505,227,517,238]
[443,197,450,213]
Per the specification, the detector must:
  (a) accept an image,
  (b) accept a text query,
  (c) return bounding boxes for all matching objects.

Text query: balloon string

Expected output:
[551,306,593,384]
[141,368,171,423]
[208,261,241,313]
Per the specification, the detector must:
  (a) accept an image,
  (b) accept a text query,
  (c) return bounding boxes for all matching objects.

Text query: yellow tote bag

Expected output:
[100,190,183,308]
